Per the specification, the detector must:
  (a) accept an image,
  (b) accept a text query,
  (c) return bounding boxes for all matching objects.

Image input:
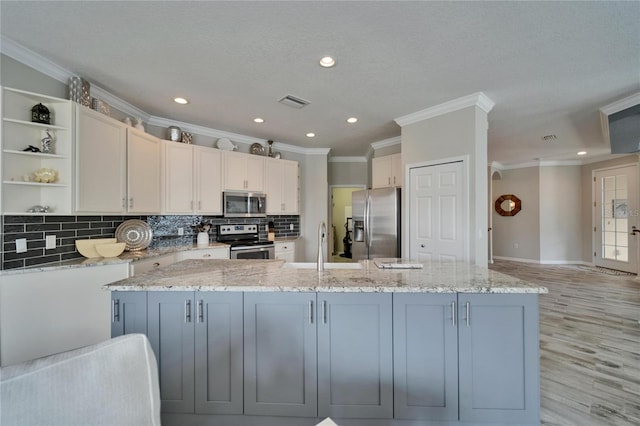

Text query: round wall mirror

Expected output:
[495,194,521,216]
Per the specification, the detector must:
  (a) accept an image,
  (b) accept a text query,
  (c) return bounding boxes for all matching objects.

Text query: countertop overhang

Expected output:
[105,259,548,294]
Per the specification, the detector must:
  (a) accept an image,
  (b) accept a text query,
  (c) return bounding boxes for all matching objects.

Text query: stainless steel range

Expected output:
[217,224,274,260]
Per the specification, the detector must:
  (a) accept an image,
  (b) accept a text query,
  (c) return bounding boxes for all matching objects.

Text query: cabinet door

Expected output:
[391,153,403,187]
[318,293,393,419]
[281,160,299,213]
[75,106,126,213]
[393,293,458,420]
[223,151,248,191]
[245,155,265,192]
[148,292,195,413]
[244,292,317,417]
[127,128,161,213]
[195,292,243,414]
[458,294,540,424]
[195,146,222,214]
[274,241,295,262]
[111,291,148,338]
[371,156,392,188]
[265,158,284,214]
[164,141,194,213]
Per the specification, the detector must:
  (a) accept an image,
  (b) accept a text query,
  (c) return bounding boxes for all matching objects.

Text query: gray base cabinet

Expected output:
[318,293,393,419]
[113,291,243,415]
[394,293,540,425]
[111,291,148,338]
[393,293,459,421]
[243,292,317,417]
[458,294,540,424]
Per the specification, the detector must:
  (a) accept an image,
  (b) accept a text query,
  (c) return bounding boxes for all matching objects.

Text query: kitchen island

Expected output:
[107,259,547,426]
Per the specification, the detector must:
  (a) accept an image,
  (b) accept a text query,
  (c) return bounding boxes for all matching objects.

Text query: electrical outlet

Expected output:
[514,242,519,249]
[265,224,269,232]
[177,227,184,236]
[16,238,27,253]
[46,235,57,249]
[290,224,294,231]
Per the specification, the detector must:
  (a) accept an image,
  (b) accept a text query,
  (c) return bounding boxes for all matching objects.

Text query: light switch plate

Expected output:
[46,235,57,249]
[16,238,27,253]
[290,224,294,231]
[177,227,184,236]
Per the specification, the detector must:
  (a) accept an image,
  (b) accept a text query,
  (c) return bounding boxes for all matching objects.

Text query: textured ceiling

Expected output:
[1,1,638,163]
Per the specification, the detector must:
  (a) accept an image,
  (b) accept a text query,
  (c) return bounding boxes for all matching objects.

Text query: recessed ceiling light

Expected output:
[306,132,316,138]
[346,117,358,124]
[319,56,336,68]
[174,97,189,105]
[253,118,265,123]
[577,151,587,155]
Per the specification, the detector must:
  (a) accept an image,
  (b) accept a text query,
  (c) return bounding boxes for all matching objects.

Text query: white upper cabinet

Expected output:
[223,151,264,192]
[1,87,73,215]
[266,157,299,214]
[75,105,127,213]
[163,142,222,215]
[194,145,222,214]
[76,107,160,214]
[126,127,161,213]
[372,153,402,188]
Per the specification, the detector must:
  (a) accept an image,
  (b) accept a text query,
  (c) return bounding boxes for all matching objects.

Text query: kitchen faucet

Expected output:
[317,221,326,272]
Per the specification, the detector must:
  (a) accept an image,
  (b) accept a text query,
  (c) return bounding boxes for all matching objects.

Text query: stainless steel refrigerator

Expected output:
[352,187,401,260]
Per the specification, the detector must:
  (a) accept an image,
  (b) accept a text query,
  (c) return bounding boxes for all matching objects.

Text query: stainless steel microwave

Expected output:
[223,191,267,218]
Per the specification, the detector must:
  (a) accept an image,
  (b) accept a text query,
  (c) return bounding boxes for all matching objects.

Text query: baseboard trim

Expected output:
[493,256,591,266]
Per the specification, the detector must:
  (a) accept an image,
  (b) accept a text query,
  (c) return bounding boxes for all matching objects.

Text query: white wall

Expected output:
[400,106,489,266]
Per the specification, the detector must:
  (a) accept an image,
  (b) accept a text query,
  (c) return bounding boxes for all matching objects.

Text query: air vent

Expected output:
[541,134,557,142]
[278,94,310,109]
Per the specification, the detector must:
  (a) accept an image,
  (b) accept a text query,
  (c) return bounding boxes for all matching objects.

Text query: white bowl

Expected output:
[95,242,126,258]
[75,238,117,258]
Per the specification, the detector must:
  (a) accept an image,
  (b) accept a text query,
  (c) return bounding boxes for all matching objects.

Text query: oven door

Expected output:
[230,245,275,260]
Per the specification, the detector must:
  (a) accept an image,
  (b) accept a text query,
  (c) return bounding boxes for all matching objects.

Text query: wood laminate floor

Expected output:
[489,261,640,426]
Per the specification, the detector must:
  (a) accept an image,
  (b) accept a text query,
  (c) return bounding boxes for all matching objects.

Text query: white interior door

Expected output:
[409,161,466,261]
[594,165,638,273]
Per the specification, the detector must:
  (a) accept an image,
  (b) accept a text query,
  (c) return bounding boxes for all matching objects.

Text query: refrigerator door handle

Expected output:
[364,193,369,252]
[366,192,372,254]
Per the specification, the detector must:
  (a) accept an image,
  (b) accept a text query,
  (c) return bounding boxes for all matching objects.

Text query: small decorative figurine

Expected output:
[31,103,50,124]
[123,117,132,126]
[27,205,51,213]
[41,129,55,154]
[22,145,41,153]
[134,118,145,131]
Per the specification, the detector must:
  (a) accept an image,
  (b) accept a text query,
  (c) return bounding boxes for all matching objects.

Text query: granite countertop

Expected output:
[0,243,230,276]
[105,259,548,294]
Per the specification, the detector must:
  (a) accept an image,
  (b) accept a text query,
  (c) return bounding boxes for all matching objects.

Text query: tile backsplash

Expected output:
[1,214,300,270]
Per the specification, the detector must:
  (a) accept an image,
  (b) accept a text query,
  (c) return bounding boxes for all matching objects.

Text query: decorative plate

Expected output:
[115,219,153,251]
[250,143,265,155]
[216,138,237,151]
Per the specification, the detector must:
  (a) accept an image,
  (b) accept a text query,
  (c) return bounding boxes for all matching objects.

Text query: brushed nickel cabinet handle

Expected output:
[451,301,456,327]
[465,301,470,327]
[112,299,120,323]
[322,300,327,324]
[197,300,204,323]
[308,301,314,324]
[185,300,192,323]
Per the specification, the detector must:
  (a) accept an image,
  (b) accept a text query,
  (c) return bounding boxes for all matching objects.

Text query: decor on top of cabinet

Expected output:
[31,103,50,124]
[134,118,145,131]
[41,129,55,154]
[27,205,51,213]
[123,117,132,126]
[181,131,192,144]
[33,168,58,183]
[68,77,91,107]
[91,98,111,116]
[167,125,181,141]
[250,142,265,155]
[216,137,237,151]
[267,140,274,157]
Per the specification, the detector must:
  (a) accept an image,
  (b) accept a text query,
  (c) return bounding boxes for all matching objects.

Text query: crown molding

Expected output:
[92,85,151,122]
[394,92,495,127]
[1,35,70,83]
[599,92,640,115]
[370,136,401,150]
[329,156,368,163]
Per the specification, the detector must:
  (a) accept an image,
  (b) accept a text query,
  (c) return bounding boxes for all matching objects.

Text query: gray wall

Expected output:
[373,144,401,158]
[401,106,489,266]
[492,167,541,261]
[539,165,582,263]
[328,161,367,186]
[1,54,66,98]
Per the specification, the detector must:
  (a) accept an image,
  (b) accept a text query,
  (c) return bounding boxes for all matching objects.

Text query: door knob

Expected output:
[420,244,425,248]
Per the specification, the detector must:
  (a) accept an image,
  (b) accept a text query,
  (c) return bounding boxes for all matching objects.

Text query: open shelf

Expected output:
[2,118,69,131]
[3,149,67,159]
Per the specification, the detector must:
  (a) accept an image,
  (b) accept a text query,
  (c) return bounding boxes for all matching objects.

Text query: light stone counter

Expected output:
[105,259,548,294]
[0,243,229,276]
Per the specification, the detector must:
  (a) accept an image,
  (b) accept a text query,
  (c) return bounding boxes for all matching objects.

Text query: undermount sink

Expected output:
[281,262,362,270]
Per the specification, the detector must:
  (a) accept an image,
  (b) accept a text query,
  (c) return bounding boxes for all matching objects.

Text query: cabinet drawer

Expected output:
[131,253,177,276]
[180,247,229,260]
